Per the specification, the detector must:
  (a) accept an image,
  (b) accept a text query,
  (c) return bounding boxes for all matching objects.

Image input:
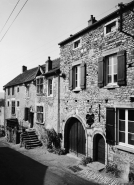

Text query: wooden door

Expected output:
[95,134,105,164]
[69,119,85,155]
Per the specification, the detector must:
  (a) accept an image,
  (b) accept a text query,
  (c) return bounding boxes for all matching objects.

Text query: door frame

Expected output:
[64,116,86,156]
[93,133,105,164]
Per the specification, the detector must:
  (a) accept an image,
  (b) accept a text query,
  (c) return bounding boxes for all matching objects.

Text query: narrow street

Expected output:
[0,138,98,185]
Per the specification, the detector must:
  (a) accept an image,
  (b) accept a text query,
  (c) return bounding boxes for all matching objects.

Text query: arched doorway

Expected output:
[93,134,105,164]
[64,117,86,156]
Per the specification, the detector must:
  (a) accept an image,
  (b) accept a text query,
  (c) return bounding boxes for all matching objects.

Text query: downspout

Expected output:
[57,75,60,133]
[4,88,6,134]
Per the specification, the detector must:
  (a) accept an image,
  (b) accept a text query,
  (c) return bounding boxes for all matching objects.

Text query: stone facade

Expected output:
[59,1,134,168]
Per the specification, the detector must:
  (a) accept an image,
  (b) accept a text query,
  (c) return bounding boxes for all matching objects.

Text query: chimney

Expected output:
[22,65,27,73]
[48,56,52,71]
[88,15,97,26]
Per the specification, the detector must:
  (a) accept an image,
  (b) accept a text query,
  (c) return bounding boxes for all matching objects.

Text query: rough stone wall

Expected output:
[60,7,134,163]
[35,75,59,138]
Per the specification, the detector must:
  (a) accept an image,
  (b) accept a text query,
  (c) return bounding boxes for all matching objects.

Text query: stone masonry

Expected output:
[59,1,134,176]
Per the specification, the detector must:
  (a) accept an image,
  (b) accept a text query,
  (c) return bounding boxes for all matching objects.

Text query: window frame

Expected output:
[73,38,81,50]
[8,88,10,95]
[11,101,15,115]
[36,106,44,124]
[104,18,119,36]
[118,109,134,149]
[72,65,81,90]
[17,101,19,107]
[12,87,14,95]
[106,54,117,86]
[47,77,53,97]
[36,76,44,94]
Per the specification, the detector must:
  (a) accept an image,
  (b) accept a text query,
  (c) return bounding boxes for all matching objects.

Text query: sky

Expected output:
[0,0,132,93]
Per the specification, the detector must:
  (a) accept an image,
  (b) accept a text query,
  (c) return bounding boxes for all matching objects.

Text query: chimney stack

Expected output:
[88,15,97,26]
[22,65,27,73]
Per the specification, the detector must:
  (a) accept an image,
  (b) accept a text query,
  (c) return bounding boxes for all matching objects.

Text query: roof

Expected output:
[58,1,134,46]
[4,58,60,88]
[4,67,38,88]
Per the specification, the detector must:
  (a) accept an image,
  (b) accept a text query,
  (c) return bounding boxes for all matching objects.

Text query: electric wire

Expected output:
[0,0,20,35]
[0,0,29,43]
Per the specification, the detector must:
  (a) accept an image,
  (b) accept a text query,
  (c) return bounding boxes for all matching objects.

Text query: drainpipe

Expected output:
[57,75,60,133]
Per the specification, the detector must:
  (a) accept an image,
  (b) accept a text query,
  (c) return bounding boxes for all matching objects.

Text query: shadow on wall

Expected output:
[0,147,47,185]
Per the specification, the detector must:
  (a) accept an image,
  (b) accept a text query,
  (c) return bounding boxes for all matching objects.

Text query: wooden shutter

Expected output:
[98,57,104,88]
[106,107,116,145]
[80,62,86,89]
[69,68,73,90]
[117,50,126,86]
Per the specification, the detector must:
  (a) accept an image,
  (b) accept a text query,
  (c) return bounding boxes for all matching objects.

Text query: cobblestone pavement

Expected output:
[0,137,125,185]
[77,168,122,185]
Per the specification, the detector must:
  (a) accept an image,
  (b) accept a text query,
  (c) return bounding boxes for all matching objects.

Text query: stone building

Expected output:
[3,58,60,140]
[34,57,60,136]
[58,0,134,169]
[3,66,38,131]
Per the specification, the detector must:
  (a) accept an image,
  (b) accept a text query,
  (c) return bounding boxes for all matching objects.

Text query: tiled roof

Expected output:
[4,58,60,88]
[4,67,38,88]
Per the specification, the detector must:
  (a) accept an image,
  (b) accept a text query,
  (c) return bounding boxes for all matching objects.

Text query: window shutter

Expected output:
[106,107,116,145]
[98,57,104,88]
[69,68,73,90]
[117,50,126,86]
[80,62,86,89]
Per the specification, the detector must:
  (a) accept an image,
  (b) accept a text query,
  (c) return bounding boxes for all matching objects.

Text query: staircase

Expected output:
[20,129,42,149]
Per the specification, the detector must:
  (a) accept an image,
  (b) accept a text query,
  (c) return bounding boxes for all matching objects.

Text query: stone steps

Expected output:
[20,129,42,149]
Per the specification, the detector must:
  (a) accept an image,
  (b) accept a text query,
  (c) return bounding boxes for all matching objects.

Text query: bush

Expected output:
[105,163,121,177]
[129,171,134,183]
[79,156,92,166]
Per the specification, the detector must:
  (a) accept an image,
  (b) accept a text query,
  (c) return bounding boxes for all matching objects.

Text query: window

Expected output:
[69,61,86,91]
[7,101,9,107]
[37,106,43,123]
[12,87,14,95]
[106,107,134,148]
[104,19,118,35]
[11,101,15,115]
[73,39,81,49]
[36,77,44,94]
[98,50,126,88]
[119,109,134,147]
[17,101,19,107]
[73,65,81,89]
[17,87,19,92]
[107,54,117,85]
[8,88,10,95]
[48,78,53,96]
[26,86,30,97]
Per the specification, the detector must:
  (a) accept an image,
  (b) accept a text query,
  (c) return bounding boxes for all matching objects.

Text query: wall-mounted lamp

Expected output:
[60,73,66,79]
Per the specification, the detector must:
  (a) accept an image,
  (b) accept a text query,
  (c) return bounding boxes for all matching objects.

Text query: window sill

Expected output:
[36,93,45,96]
[47,95,53,97]
[36,122,44,125]
[104,84,119,89]
[73,88,81,92]
[116,145,134,154]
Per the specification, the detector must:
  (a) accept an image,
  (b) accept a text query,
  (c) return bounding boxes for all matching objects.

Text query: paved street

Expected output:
[0,138,98,185]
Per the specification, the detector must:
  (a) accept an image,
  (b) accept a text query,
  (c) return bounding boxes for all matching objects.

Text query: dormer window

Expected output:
[73,39,81,49]
[104,18,118,36]
[36,77,44,94]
